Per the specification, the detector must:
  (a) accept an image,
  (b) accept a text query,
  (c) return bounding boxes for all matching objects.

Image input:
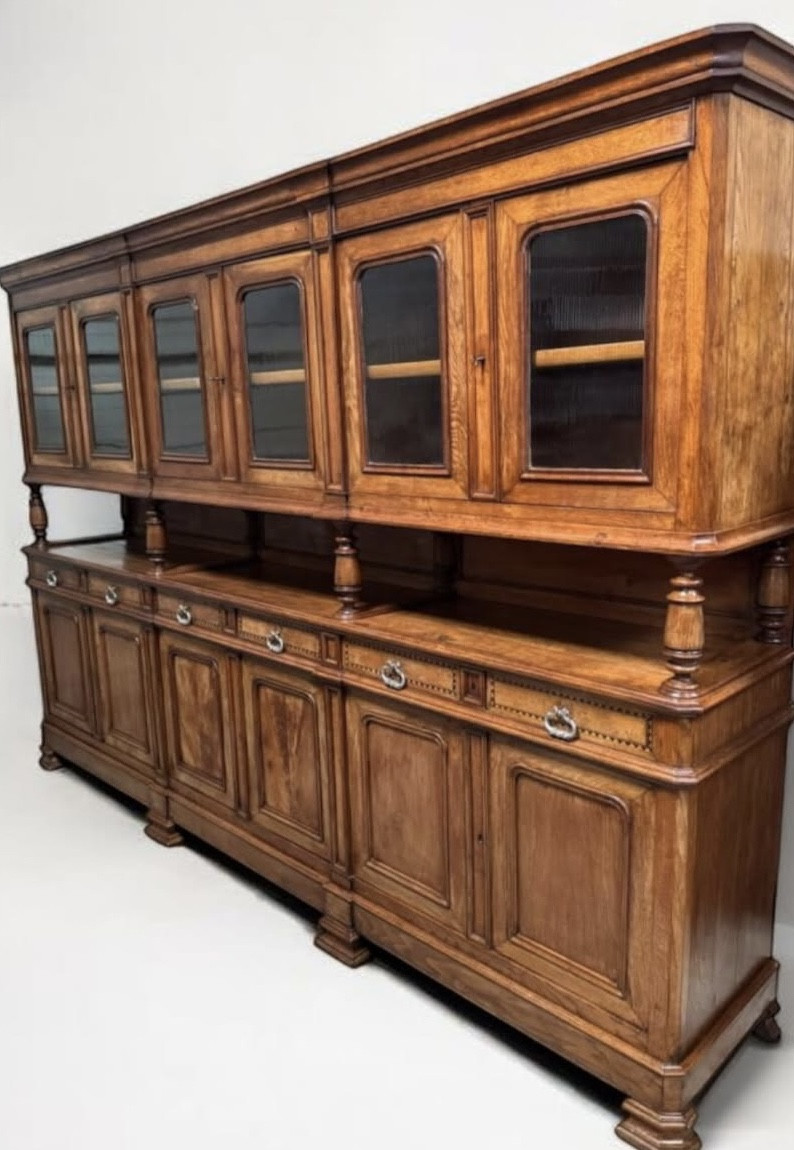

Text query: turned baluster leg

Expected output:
[28,483,48,547]
[616,1100,701,1150]
[756,540,791,644]
[661,566,704,700]
[334,523,363,618]
[145,501,166,566]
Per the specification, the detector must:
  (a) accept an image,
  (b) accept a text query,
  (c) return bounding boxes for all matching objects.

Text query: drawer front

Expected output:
[29,558,82,593]
[238,612,321,666]
[487,675,652,755]
[157,592,224,634]
[87,572,143,611]
[343,640,460,704]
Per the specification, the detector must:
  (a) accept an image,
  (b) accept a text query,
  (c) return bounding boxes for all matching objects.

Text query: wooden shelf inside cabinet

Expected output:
[89,382,124,394]
[532,340,645,369]
[159,377,202,393]
[366,359,442,379]
[249,369,307,385]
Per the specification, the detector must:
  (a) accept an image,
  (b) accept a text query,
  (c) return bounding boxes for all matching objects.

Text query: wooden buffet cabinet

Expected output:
[4,24,794,1148]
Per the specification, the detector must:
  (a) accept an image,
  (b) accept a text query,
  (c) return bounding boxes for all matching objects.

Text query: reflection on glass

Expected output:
[527,214,647,471]
[243,283,309,462]
[26,325,65,452]
[83,316,130,457]
[360,254,444,467]
[153,301,207,457]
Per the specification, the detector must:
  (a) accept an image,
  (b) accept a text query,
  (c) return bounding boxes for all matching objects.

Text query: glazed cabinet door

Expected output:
[241,656,332,860]
[489,736,656,1035]
[224,251,330,496]
[92,611,158,774]
[159,631,237,808]
[346,692,466,934]
[337,214,468,500]
[138,275,228,480]
[70,293,144,476]
[15,305,80,470]
[496,163,687,514]
[34,592,95,735]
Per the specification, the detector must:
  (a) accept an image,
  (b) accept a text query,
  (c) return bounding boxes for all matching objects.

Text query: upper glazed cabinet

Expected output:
[337,215,469,500]
[495,164,687,514]
[137,254,330,497]
[15,295,144,483]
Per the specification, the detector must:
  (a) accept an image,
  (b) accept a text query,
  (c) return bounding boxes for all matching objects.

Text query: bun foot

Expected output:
[616,1100,701,1150]
[144,811,184,848]
[39,744,64,771]
[314,915,371,967]
[753,999,782,1044]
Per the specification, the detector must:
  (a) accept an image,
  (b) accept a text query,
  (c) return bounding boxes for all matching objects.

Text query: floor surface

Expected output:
[1,604,792,1150]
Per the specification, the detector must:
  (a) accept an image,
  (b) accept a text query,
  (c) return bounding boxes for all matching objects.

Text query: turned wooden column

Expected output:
[756,539,791,644]
[334,523,363,618]
[28,483,48,547]
[661,564,704,700]
[145,501,167,566]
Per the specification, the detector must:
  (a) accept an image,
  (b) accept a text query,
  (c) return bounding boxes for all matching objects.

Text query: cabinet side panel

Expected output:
[682,729,787,1049]
[712,99,794,531]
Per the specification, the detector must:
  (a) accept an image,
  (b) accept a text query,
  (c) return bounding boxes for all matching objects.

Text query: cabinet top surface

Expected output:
[3,22,794,288]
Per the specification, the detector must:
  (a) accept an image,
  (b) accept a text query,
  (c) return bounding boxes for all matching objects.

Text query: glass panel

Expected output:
[527,214,647,471]
[83,316,130,457]
[242,282,309,462]
[25,326,65,452]
[153,301,207,457]
[360,255,444,467]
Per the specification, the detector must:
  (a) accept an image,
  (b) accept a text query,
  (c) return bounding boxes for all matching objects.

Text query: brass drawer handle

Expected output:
[45,570,58,588]
[543,704,579,742]
[265,629,285,654]
[175,604,192,626]
[104,585,119,607]
[380,659,407,691]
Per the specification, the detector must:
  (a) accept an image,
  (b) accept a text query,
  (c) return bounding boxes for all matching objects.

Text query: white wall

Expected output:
[1,0,793,926]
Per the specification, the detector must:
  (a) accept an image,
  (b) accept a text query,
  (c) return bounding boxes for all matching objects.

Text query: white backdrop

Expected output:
[1,0,793,925]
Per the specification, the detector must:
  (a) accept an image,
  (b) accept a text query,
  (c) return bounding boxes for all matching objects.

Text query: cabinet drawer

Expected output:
[87,572,143,611]
[157,592,224,633]
[238,612,320,665]
[29,558,82,593]
[343,640,460,703]
[487,675,652,755]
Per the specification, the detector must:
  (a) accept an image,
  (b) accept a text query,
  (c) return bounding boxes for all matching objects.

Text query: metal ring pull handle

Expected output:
[104,585,119,607]
[175,604,192,627]
[380,659,407,691]
[543,704,579,742]
[265,629,285,654]
[45,570,58,588]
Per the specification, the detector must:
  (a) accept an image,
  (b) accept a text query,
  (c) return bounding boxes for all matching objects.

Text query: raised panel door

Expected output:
[496,163,687,514]
[241,656,331,859]
[15,305,80,470]
[346,692,466,933]
[138,275,228,480]
[337,215,469,499]
[92,610,157,773]
[489,736,655,1032]
[35,592,95,735]
[159,631,237,808]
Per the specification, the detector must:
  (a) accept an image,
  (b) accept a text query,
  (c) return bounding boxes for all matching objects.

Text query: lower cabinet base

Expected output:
[42,738,782,1150]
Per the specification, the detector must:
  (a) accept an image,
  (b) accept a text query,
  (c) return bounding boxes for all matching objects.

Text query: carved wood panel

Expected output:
[346,693,466,933]
[489,736,655,1030]
[35,592,95,735]
[159,631,237,808]
[92,610,157,772]
[241,656,331,859]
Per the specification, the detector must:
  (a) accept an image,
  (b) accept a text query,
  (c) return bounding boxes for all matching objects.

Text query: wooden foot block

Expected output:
[616,1100,701,1150]
[315,915,371,968]
[39,745,64,772]
[144,812,184,848]
[752,999,782,1044]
